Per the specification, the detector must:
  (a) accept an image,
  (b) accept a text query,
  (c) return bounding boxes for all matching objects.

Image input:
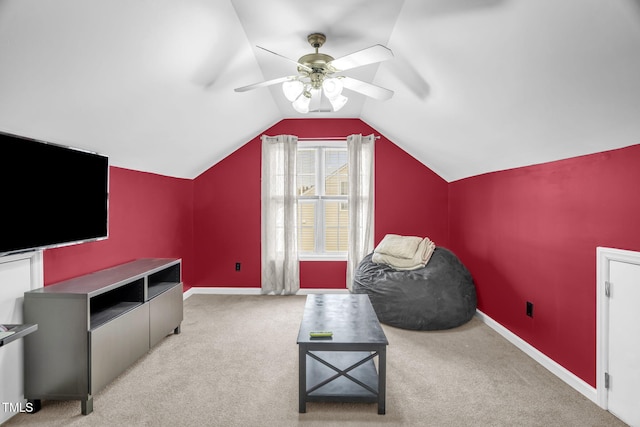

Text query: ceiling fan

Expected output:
[234,33,394,113]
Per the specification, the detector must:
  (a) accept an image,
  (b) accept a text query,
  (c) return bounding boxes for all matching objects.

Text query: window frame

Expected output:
[297,141,348,261]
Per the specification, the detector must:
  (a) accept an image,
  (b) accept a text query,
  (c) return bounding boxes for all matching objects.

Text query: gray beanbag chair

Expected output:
[352,247,477,330]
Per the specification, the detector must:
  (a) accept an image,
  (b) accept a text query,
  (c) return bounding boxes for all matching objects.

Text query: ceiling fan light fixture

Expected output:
[328,94,348,112]
[292,90,311,113]
[322,77,343,100]
[282,80,304,102]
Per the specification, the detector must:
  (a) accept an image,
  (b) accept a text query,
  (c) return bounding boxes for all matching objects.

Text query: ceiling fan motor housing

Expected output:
[297,34,335,88]
[297,53,335,87]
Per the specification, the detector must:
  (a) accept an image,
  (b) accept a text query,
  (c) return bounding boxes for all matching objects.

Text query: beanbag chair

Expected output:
[352,247,477,330]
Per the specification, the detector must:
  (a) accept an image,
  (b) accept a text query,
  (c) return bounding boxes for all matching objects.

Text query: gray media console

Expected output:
[23,258,183,415]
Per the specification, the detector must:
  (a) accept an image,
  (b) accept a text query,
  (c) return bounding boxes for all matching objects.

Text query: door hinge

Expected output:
[605,281,611,298]
[605,372,610,389]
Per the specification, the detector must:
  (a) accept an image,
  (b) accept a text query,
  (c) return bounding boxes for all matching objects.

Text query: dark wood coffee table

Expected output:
[297,294,389,414]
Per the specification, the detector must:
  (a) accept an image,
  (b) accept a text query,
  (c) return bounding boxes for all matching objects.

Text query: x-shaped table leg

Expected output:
[305,351,380,396]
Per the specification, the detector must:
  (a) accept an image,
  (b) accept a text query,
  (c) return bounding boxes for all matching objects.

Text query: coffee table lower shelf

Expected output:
[300,350,385,414]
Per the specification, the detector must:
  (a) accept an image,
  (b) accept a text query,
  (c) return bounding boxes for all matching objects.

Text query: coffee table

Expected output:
[297,294,389,414]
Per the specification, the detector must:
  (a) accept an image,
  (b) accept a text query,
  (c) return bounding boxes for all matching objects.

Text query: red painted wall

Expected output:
[192,136,262,288]
[375,138,449,246]
[191,118,449,288]
[449,144,640,386]
[44,166,194,287]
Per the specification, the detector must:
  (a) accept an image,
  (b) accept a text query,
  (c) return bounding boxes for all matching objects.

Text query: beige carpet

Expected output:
[5,294,626,427]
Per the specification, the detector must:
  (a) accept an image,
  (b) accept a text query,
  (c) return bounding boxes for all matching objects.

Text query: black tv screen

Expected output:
[0,131,109,255]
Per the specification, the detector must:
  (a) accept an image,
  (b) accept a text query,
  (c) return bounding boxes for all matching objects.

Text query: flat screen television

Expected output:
[0,131,109,256]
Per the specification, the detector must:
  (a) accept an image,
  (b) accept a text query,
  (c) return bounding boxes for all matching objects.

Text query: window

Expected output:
[297,142,348,258]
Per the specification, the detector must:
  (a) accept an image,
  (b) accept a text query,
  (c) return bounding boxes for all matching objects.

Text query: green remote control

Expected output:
[309,331,333,337]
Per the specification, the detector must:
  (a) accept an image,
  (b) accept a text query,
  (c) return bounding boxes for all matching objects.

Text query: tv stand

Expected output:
[23,258,183,415]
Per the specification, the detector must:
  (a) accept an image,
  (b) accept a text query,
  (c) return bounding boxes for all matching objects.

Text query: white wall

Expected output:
[0,251,43,424]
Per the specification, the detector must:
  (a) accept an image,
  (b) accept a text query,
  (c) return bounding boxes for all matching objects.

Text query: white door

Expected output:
[0,253,41,425]
[607,260,640,427]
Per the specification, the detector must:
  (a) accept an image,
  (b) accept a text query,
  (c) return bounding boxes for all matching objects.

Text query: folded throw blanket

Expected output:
[373,234,423,259]
[372,234,436,270]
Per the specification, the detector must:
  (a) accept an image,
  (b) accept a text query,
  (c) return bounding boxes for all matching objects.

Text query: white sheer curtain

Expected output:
[261,135,299,295]
[346,133,375,290]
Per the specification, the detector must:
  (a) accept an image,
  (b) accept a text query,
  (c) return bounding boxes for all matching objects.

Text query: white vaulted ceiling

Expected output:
[1,0,639,181]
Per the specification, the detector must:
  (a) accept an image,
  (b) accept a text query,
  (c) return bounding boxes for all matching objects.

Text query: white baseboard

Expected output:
[183,287,349,300]
[475,310,597,404]
[183,287,261,299]
[297,288,350,295]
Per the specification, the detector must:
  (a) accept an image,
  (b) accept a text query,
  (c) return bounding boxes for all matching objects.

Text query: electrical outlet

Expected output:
[235,262,241,271]
[526,301,534,317]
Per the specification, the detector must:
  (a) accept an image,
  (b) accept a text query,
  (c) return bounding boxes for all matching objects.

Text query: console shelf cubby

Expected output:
[23,258,182,415]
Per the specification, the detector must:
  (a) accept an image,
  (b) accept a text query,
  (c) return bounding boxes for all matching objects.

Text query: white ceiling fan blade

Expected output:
[329,45,394,72]
[341,76,394,101]
[256,46,313,73]
[234,76,296,92]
